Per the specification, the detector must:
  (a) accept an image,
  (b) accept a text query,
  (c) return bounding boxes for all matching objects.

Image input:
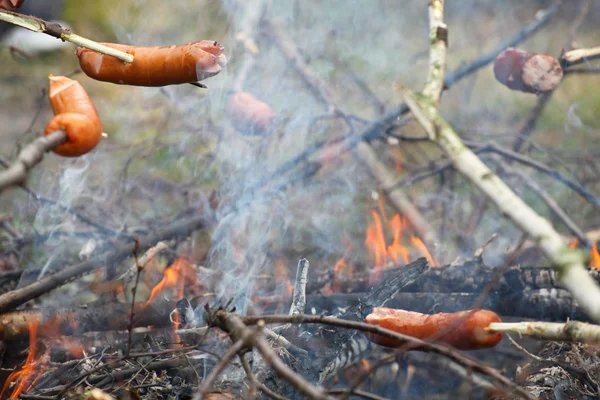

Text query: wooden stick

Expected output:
[0,214,206,314]
[0,10,133,63]
[488,320,600,343]
[0,130,66,193]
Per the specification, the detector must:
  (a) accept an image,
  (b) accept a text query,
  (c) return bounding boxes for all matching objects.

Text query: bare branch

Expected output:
[0,130,66,194]
[397,84,600,322]
[0,10,133,63]
[489,321,600,343]
[289,258,309,316]
[422,0,447,104]
[562,46,600,68]
[241,313,535,399]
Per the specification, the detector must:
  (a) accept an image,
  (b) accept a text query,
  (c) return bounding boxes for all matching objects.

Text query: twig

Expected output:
[118,241,169,286]
[126,238,141,356]
[422,0,447,104]
[562,46,600,68]
[253,326,333,400]
[497,159,589,246]
[474,142,600,212]
[489,321,600,343]
[512,92,553,153]
[0,130,66,194]
[0,10,133,63]
[207,311,334,400]
[0,213,206,314]
[232,0,270,92]
[265,20,438,245]
[397,85,600,322]
[240,314,535,399]
[194,333,253,398]
[239,354,288,400]
[177,325,308,356]
[289,258,309,316]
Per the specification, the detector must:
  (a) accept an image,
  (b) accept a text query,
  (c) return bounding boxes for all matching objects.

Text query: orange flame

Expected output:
[172,310,181,346]
[591,244,600,269]
[365,211,388,270]
[332,256,352,293]
[388,215,410,265]
[2,322,41,399]
[146,258,194,305]
[411,236,438,267]
[275,259,294,296]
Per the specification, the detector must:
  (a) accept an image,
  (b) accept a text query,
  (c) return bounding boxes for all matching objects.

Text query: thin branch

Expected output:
[206,311,333,400]
[562,46,600,68]
[289,258,309,316]
[422,0,447,104]
[194,335,251,398]
[512,92,553,153]
[240,314,535,399]
[0,10,133,63]
[239,354,288,400]
[496,159,589,246]
[0,213,206,314]
[265,19,438,245]
[255,1,560,218]
[397,84,600,322]
[0,130,66,194]
[119,241,169,286]
[489,321,600,343]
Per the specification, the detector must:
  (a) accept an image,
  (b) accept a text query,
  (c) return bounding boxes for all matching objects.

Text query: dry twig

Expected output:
[489,321,600,343]
[0,130,66,194]
[0,213,206,313]
[0,10,133,63]
[562,46,600,68]
[241,313,535,399]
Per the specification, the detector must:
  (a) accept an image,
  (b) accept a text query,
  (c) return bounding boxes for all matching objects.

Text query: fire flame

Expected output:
[146,258,195,305]
[365,210,387,270]
[567,240,600,269]
[275,259,294,296]
[410,235,439,267]
[364,209,438,271]
[591,243,600,269]
[1,322,42,399]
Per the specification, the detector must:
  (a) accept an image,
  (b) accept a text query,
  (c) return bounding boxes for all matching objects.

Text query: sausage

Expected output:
[75,40,227,86]
[494,48,563,94]
[0,0,24,10]
[44,75,102,157]
[226,92,276,135]
[365,307,503,350]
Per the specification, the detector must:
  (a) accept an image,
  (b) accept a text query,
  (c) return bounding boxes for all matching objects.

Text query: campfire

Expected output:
[0,0,600,399]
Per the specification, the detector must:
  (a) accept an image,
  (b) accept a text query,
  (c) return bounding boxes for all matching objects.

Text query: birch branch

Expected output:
[289,258,309,316]
[396,84,600,322]
[0,130,66,194]
[562,46,600,68]
[422,0,447,104]
[488,321,600,343]
[0,10,133,63]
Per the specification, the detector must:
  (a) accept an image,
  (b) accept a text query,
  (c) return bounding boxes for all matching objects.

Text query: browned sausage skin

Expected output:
[365,307,504,350]
[76,41,227,86]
